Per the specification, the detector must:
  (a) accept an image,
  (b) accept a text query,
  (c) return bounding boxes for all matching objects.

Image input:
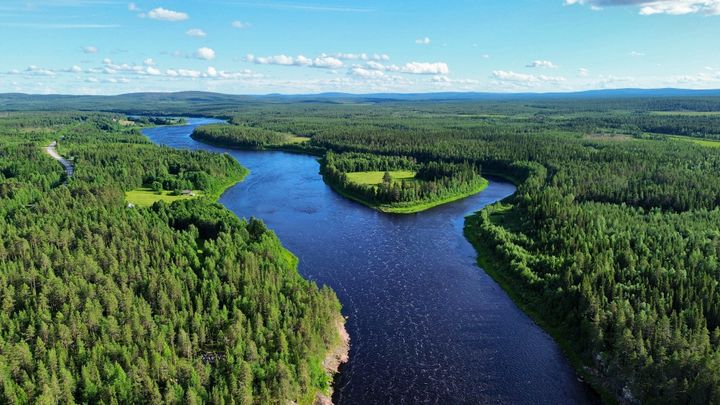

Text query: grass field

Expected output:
[125,188,204,207]
[346,170,416,185]
[285,135,311,144]
[669,135,720,148]
[650,111,720,116]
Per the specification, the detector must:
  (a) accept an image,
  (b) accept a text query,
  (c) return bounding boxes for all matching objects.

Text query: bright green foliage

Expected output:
[0,112,341,404]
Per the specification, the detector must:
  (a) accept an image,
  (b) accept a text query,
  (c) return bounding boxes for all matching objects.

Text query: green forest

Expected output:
[185,97,720,403]
[0,112,342,404]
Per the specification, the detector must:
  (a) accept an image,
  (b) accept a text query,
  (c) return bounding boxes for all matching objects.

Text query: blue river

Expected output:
[144,118,599,404]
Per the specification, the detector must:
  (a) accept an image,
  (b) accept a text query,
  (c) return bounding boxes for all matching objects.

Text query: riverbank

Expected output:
[315,315,350,405]
[464,207,611,403]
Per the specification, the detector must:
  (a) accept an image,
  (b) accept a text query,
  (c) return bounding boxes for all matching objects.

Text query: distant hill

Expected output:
[2,88,720,113]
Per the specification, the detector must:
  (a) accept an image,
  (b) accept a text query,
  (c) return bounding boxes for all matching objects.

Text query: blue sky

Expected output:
[1,0,720,94]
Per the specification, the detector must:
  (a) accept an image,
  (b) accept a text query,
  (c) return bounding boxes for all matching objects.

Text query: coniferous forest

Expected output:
[0,112,342,404]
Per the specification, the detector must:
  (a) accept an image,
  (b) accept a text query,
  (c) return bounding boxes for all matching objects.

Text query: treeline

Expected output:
[213,101,720,403]
[321,152,485,207]
[0,112,342,404]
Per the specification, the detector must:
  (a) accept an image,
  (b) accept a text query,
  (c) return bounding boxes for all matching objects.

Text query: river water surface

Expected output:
[144,118,598,404]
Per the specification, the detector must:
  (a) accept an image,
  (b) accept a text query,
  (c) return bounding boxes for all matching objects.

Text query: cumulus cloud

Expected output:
[25,65,56,76]
[334,53,390,61]
[398,62,448,74]
[564,0,720,15]
[527,60,558,69]
[83,46,98,54]
[232,21,251,29]
[147,7,189,21]
[578,67,589,77]
[195,47,216,60]
[350,67,386,79]
[246,53,344,69]
[186,28,207,37]
[492,70,566,85]
[143,58,155,66]
[364,61,450,75]
[415,37,431,45]
[630,50,646,56]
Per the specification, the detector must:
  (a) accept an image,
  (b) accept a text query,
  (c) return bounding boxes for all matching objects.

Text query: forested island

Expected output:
[0,112,345,404]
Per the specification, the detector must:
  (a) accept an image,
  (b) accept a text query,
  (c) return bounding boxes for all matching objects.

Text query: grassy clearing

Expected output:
[668,135,720,148]
[285,135,311,144]
[650,111,720,116]
[346,170,416,185]
[125,188,204,207]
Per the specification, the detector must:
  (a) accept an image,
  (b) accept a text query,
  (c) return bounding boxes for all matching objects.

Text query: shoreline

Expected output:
[463,209,611,403]
[315,315,350,405]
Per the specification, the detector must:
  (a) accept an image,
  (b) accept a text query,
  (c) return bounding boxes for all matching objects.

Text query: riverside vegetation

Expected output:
[184,97,720,403]
[0,112,344,404]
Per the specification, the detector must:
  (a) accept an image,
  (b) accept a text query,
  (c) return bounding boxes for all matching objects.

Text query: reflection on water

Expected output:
[144,118,598,405]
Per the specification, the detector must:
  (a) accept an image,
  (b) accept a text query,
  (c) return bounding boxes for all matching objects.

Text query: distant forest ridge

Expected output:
[3,88,720,113]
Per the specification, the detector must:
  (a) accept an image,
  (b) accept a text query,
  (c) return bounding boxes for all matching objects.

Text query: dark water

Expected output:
[144,118,598,405]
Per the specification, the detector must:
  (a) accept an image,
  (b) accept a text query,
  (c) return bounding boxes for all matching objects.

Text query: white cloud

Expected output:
[186,28,207,37]
[128,2,138,11]
[398,62,449,75]
[146,66,161,76]
[26,65,56,76]
[246,53,344,69]
[69,65,83,73]
[492,70,566,86]
[360,61,450,75]
[232,21,251,29]
[195,47,216,60]
[313,55,344,69]
[527,60,558,69]
[415,36,431,45]
[147,7,189,22]
[334,53,389,61]
[630,50,646,57]
[143,58,155,66]
[350,67,385,79]
[83,46,98,54]
[565,0,720,16]
[578,67,589,77]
